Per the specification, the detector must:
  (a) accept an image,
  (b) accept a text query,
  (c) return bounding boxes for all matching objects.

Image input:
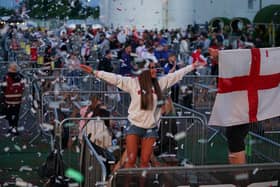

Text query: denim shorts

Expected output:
[124,124,158,138]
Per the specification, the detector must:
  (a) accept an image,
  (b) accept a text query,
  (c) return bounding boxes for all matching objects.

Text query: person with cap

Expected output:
[80,58,205,168]
[3,63,25,135]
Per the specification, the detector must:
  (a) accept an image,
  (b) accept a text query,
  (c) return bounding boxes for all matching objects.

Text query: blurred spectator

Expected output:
[3,63,25,135]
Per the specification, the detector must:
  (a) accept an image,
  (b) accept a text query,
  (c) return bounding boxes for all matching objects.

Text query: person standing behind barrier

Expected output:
[80,40,91,64]
[119,43,133,76]
[209,48,248,165]
[97,50,114,73]
[164,53,180,103]
[80,58,204,168]
[3,63,25,135]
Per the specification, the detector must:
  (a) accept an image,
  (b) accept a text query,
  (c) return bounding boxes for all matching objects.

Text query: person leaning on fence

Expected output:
[3,63,25,135]
[80,58,205,168]
[79,95,114,175]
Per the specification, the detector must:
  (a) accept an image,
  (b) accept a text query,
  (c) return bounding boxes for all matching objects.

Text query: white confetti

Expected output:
[17,126,25,132]
[252,168,259,175]
[22,145,27,150]
[75,146,80,153]
[115,131,122,138]
[41,123,54,131]
[210,142,214,147]
[198,139,208,144]
[174,132,186,141]
[165,132,174,138]
[180,144,184,149]
[205,111,211,115]
[235,173,249,181]
[88,166,93,171]
[37,152,42,157]
[141,170,147,177]
[19,166,32,172]
[28,94,33,101]
[15,180,32,187]
[31,107,36,114]
[69,183,79,187]
[4,147,10,152]
[14,144,22,151]
[33,100,39,109]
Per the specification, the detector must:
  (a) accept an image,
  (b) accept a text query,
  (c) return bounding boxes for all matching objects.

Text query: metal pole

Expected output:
[259,0,262,10]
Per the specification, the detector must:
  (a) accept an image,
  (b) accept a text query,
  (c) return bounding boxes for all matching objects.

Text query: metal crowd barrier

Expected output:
[110,163,280,187]
[58,115,207,187]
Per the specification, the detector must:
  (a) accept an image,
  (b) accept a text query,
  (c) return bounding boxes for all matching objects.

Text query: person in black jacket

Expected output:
[97,50,114,72]
[3,63,25,135]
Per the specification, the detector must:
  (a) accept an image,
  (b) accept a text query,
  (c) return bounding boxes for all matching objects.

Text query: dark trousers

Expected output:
[171,86,180,103]
[6,104,21,128]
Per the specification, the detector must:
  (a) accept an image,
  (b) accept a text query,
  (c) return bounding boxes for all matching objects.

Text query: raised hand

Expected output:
[80,64,93,74]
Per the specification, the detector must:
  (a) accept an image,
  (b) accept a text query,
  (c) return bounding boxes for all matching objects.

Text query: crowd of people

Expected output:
[0,23,265,177]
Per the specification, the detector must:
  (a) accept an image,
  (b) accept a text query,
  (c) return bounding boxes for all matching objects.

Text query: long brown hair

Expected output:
[138,70,163,110]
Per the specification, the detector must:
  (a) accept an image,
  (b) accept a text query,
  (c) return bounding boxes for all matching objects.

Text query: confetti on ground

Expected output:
[174,132,186,141]
[65,168,84,183]
[68,183,79,187]
[88,166,93,171]
[4,147,10,152]
[15,180,32,187]
[22,145,27,150]
[14,144,22,151]
[37,152,42,157]
[19,166,32,172]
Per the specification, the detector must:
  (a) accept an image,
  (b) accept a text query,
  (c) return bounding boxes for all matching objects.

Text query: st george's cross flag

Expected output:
[208,47,280,127]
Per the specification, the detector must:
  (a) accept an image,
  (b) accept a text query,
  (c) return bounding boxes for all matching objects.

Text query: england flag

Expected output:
[208,48,280,127]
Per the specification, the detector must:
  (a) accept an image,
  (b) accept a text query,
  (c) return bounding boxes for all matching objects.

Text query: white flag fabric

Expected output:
[208,47,280,127]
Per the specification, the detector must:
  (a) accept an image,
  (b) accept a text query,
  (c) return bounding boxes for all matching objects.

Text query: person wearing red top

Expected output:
[189,44,206,75]
[209,38,220,75]
[3,63,25,135]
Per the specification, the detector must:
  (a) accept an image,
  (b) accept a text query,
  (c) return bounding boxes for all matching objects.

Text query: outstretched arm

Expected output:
[159,62,206,90]
[80,64,132,92]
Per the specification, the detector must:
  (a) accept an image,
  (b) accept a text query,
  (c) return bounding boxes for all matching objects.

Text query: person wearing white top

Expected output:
[80,59,203,168]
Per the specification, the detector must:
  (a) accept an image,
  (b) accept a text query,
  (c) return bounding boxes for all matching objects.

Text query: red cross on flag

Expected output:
[209,48,280,127]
